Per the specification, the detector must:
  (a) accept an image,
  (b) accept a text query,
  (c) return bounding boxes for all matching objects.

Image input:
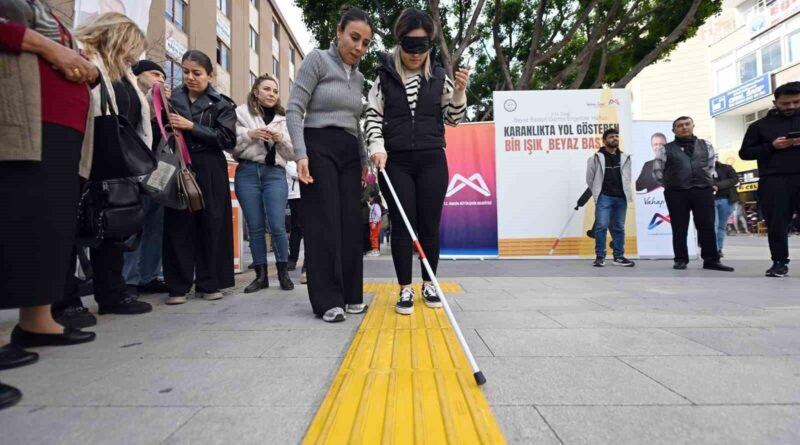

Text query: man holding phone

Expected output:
[740,81,800,277]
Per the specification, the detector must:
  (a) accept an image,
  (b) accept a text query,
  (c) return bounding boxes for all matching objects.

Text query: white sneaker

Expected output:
[322,307,346,322]
[196,291,223,301]
[165,295,187,305]
[366,250,380,257]
[422,283,442,308]
[345,303,368,314]
[395,287,415,315]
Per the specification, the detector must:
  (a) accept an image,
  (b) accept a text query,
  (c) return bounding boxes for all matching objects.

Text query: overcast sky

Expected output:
[273,0,317,55]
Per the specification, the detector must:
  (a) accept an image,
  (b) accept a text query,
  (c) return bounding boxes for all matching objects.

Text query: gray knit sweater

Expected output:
[286,44,367,163]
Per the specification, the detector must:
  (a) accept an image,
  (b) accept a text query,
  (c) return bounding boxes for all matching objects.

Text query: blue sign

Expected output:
[709,74,772,117]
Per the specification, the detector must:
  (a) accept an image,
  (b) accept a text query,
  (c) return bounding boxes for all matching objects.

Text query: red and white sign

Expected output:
[749,0,800,37]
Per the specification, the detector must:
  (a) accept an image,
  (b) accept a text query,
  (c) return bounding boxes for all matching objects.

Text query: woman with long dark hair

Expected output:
[162,50,236,305]
[364,8,470,315]
[286,6,374,322]
[234,74,294,293]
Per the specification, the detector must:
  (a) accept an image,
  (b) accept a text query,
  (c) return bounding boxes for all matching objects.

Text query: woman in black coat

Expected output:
[162,50,236,304]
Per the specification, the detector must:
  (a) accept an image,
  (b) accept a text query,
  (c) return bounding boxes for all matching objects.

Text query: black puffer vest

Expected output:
[377,53,446,152]
[663,138,713,190]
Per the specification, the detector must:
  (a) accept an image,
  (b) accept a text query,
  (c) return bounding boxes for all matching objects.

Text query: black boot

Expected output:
[276,262,294,291]
[244,265,269,293]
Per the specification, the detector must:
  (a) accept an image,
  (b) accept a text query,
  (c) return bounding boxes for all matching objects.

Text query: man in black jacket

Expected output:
[653,116,734,271]
[739,82,800,277]
[713,160,739,258]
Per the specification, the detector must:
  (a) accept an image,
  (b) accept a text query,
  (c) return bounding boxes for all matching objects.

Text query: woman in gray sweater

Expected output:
[286,6,373,323]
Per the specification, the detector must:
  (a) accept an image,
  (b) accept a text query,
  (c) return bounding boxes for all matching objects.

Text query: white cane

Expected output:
[379,169,486,385]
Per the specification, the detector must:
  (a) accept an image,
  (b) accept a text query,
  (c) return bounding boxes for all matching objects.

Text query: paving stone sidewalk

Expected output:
[1,236,799,444]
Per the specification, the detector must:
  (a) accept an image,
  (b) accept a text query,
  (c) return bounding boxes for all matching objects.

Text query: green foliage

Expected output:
[293,0,723,120]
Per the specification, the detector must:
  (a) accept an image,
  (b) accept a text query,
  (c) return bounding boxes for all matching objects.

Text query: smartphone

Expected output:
[787,131,800,139]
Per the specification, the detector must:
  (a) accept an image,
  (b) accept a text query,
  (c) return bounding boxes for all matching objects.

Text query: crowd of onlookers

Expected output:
[2,0,796,414]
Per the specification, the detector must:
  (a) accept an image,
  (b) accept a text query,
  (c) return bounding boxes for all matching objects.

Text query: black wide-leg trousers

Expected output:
[300,128,363,316]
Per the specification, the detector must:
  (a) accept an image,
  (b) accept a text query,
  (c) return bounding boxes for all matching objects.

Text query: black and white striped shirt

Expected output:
[364,71,467,157]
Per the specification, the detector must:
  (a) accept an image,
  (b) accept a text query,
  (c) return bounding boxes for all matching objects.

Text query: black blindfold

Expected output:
[401,36,431,54]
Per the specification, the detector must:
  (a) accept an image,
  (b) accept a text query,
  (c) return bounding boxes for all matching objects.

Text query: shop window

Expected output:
[166,58,183,89]
[217,39,230,72]
[217,0,229,17]
[761,40,782,73]
[790,30,800,63]
[744,109,769,127]
[738,53,757,83]
[249,26,259,51]
[165,0,187,31]
[716,64,735,93]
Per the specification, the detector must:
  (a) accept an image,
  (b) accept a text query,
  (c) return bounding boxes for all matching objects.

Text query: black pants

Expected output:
[379,149,448,285]
[300,128,363,315]
[759,175,800,263]
[288,198,303,263]
[89,241,127,306]
[163,152,234,295]
[0,124,82,309]
[664,187,719,263]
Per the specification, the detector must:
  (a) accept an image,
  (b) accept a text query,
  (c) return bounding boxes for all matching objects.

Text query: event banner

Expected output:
[493,89,635,257]
[631,121,698,258]
[74,0,152,32]
[440,122,499,257]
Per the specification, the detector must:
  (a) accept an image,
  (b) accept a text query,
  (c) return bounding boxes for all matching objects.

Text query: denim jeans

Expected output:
[714,198,733,251]
[594,193,627,258]
[234,161,289,265]
[122,193,164,285]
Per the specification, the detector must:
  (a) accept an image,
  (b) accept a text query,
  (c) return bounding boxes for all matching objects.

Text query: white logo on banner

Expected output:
[446,173,491,198]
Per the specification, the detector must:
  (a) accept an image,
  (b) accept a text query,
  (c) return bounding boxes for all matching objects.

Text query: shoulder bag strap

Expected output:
[153,83,193,166]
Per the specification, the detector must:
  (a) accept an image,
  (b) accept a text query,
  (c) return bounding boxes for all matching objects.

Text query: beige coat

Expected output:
[234,103,294,167]
[0,51,95,178]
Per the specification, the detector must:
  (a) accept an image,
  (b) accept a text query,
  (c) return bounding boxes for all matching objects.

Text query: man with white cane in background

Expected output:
[585,128,635,267]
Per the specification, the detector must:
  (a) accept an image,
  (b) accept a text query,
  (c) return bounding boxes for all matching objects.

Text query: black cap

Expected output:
[132,60,166,77]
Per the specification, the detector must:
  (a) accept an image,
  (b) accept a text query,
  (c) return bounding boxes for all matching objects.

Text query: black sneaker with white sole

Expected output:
[612,257,635,267]
[766,261,789,277]
[395,288,415,315]
[593,256,605,267]
[422,283,442,308]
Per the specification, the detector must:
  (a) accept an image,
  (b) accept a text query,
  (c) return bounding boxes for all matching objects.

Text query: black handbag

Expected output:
[89,75,157,181]
[142,83,205,211]
[142,133,185,209]
[77,178,144,247]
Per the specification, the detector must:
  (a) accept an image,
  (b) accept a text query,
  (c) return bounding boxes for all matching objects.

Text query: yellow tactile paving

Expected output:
[302,282,507,445]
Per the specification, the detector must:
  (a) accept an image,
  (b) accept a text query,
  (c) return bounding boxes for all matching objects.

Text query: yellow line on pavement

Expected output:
[303,282,507,445]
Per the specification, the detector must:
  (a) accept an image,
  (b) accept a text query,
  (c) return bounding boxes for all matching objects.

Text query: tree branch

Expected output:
[517,0,601,89]
[453,0,487,65]
[546,0,623,88]
[517,0,548,89]
[590,43,609,88]
[429,0,453,74]
[613,0,703,87]
[492,0,515,89]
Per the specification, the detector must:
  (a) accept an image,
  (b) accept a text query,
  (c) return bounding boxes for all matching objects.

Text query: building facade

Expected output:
[55,0,305,106]
[709,0,800,189]
[631,0,799,204]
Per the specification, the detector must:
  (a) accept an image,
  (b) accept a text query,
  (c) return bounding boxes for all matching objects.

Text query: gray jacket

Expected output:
[586,150,633,202]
